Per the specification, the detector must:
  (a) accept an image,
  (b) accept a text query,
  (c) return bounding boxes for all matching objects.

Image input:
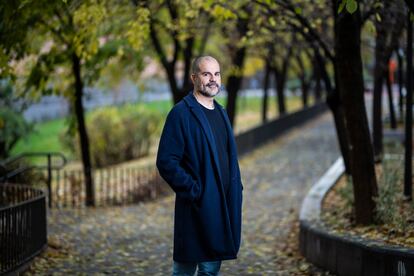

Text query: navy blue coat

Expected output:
[156,92,243,262]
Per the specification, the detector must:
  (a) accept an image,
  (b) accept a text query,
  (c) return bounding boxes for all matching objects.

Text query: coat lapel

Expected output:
[183,92,224,187]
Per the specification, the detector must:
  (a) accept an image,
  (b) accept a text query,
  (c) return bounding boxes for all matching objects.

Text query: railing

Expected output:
[0,184,47,275]
[1,152,168,208]
[0,152,67,208]
[50,165,168,208]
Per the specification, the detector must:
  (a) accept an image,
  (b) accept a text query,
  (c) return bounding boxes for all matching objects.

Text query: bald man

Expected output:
[157,56,243,275]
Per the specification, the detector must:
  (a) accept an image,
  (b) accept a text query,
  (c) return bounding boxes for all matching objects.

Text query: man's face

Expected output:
[191,59,221,98]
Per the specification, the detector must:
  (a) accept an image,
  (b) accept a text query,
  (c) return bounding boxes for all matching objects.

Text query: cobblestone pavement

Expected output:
[27,112,339,275]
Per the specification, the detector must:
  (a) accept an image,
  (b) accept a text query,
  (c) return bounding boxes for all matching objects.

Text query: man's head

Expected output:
[191,56,221,98]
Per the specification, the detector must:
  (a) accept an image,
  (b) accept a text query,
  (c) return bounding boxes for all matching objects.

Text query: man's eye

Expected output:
[203,73,209,77]
[215,73,220,77]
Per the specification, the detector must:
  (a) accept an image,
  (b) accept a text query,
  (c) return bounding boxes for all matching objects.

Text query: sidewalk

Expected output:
[26,112,339,276]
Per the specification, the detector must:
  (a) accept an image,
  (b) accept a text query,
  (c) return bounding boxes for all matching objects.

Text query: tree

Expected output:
[404,9,412,200]
[254,0,353,175]
[222,3,252,126]
[133,0,214,104]
[262,45,273,123]
[292,41,314,108]
[371,0,405,160]
[135,0,256,127]
[397,47,405,119]
[405,0,414,12]
[272,34,294,116]
[0,82,32,159]
[255,0,379,224]
[3,0,149,206]
[334,0,378,224]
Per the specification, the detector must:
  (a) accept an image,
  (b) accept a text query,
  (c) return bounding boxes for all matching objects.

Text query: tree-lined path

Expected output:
[27,112,339,275]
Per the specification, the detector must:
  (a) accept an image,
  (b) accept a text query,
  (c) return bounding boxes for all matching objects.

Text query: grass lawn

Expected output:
[11,118,73,160]
[11,95,308,164]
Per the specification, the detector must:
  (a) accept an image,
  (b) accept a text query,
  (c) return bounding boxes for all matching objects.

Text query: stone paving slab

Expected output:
[26,112,339,275]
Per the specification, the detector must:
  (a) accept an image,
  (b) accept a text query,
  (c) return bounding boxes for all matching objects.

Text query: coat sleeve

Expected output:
[156,108,201,201]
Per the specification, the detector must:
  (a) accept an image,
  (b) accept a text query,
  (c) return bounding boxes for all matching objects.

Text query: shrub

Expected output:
[63,105,162,168]
[374,157,406,228]
[336,176,355,221]
[119,105,162,160]
[0,108,33,159]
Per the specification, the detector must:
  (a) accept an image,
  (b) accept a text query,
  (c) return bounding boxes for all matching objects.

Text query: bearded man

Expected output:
[156,55,243,276]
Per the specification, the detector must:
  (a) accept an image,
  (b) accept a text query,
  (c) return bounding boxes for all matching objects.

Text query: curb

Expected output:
[299,158,414,276]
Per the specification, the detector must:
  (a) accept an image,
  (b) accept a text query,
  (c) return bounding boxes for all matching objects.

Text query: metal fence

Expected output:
[0,152,168,208]
[49,165,168,208]
[0,184,47,275]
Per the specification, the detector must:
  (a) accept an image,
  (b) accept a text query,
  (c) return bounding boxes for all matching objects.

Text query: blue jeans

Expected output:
[172,260,222,276]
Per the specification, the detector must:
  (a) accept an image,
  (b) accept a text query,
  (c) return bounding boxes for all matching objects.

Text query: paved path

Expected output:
[27,112,339,275]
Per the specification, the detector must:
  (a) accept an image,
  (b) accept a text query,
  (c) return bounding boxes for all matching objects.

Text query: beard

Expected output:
[195,80,221,98]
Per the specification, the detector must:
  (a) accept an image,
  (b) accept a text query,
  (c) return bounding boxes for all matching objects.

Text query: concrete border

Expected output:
[299,158,414,276]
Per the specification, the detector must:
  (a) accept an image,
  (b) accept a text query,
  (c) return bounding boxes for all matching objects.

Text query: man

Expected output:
[156,56,243,276]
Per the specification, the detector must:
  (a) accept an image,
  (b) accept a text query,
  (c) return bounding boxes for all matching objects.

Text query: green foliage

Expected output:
[0,49,12,78]
[338,0,358,14]
[337,150,412,230]
[0,1,37,78]
[3,0,148,101]
[0,81,32,159]
[62,105,162,168]
[210,4,238,21]
[73,0,106,60]
[126,7,150,52]
[0,108,32,159]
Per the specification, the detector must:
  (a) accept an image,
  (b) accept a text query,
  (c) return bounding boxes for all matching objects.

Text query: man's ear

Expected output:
[190,74,196,84]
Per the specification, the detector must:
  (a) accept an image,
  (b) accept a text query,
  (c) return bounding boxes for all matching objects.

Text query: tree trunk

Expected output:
[372,25,387,160]
[274,68,287,116]
[372,0,405,159]
[225,12,249,127]
[404,12,412,200]
[295,53,309,107]
[182,37,194,92]
[313,54,322,102]
[335,3,378,224]
[313,47,352,174]
[226,45,247,127]
[146,3,195,105]
[397,48,404,121]
[72,52,95,206]
[301,81,309,108]
[262,60,271,123]
[385,68,397,129]
[165,64,182,104]
[405,0,414,12]
[273,42,293,116]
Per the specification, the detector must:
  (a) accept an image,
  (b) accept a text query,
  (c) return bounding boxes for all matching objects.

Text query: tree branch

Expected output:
[38,18,69,45]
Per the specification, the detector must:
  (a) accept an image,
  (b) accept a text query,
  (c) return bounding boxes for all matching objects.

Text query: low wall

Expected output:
[299,158,414,276]
[236,103,328,156]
